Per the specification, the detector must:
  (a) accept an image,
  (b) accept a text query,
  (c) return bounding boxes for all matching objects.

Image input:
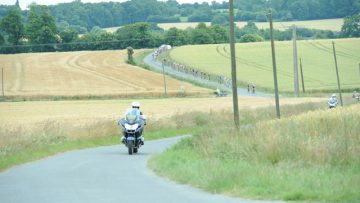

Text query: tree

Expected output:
[15,0,20,9]
[127,46,134,64]
[211,13,228,26]
[116,22,153,48]
[59,28,79,51]
[341,14,360,38]
[190,23,214,44]
[235,22,259,39]
[165,27,189,46]
[0,33,4,46]
[0,8,24,45]
[239,34,264,43]
[209,24,228,43]
[26,5,58,51]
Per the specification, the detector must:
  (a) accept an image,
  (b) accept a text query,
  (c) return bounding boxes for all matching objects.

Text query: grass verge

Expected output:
[0,106,207,171]
[149,104,360,202]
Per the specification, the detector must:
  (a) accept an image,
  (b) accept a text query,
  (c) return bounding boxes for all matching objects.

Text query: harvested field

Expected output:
[0,50,208,98]
[0,96,326,147]
[103,19,343,32]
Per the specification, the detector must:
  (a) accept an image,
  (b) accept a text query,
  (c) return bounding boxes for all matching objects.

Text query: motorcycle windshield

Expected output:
[125,109,140,124]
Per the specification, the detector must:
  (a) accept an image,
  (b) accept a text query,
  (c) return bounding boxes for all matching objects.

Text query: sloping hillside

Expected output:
[0,50,208,98]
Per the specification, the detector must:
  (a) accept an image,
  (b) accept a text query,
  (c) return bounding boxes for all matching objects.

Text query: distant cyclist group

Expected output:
[152,45,231,89]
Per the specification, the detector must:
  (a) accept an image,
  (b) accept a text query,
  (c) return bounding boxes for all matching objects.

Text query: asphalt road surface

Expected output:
[0,136,281,203]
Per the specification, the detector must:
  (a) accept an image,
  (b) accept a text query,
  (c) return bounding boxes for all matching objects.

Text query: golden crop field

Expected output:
[0,96,326,147]
[0,50,208,98]
[103,18,343,33]
[158,18,343,31]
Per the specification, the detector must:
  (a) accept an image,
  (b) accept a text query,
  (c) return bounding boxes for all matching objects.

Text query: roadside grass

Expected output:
[0,113,199,171]
[149,104,360,202]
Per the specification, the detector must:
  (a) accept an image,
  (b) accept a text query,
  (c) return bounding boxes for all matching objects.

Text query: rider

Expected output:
[121,101,146,145]
[328,93,338,109]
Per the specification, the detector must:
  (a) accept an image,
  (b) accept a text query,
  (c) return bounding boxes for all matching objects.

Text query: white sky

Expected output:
[1,0,226,10]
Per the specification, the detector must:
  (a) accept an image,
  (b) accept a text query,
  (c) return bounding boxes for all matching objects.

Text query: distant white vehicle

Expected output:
[159,44,172,51]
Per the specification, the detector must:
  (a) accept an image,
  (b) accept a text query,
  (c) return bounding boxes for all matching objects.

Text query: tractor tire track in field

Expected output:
[66,52,144,91]
[305,40,360,61]
[217,45,325,84]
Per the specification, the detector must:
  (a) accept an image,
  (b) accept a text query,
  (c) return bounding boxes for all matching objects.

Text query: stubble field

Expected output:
[103,18,343,32]
[0,50,208,98]
[0,96,326,148]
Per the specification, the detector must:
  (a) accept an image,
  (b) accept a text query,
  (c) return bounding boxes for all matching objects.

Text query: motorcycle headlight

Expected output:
[125,123,139,130]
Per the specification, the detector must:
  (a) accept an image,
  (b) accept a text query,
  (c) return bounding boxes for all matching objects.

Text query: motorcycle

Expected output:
[328,99,338,109]
[118,109,146,155]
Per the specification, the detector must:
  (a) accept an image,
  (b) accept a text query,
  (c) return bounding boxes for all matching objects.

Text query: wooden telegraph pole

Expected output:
[292,25,299,97]
[299,58,305,93]
[332,41,343,107]
[1,67,4,97]
[268,9,281,119]
[229,0,240,129]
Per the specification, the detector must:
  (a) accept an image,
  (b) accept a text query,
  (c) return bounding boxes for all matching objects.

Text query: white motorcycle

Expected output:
[118,109,146,155]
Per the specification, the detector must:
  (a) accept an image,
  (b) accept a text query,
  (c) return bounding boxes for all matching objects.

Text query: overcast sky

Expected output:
[1,0,226,10]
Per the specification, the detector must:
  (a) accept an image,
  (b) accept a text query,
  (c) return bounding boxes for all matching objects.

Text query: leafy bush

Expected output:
[239,34,264,43]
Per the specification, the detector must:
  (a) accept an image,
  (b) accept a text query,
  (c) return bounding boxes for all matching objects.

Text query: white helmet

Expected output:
[132,101,140,109]
[331,94,336,97]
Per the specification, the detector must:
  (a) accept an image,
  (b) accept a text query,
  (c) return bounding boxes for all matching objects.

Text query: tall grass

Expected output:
[150,104,360,202]
[0,108,212,171]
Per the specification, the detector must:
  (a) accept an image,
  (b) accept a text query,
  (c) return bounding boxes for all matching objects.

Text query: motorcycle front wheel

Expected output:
[127,140,134,155]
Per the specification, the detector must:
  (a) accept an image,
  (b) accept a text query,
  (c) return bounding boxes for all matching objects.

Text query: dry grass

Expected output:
[0,96,326,148]
[151,104,360,201]
[0,50,208,97]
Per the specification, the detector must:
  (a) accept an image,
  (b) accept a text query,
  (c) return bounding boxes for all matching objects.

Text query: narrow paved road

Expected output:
[0,136,281,203]
[143,52,272,97]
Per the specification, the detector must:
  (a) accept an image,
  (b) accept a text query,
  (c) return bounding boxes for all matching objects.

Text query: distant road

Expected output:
[143,52,272,97]
[0,136,282,203]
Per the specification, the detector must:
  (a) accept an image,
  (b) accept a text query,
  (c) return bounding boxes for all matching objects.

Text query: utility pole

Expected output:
[229,0,240,129]
[1,67,4,97]
[162,59,167,96]
[332,41,343,107]
[299,58,305,93]
[268,9,281,119]
[292,25,299,97]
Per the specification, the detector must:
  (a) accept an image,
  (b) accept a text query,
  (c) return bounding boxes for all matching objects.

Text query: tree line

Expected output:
[0,0,359,35]
[0,4,359,54]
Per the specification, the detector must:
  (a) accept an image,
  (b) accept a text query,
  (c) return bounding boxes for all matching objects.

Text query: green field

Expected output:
[169,38,360,92]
